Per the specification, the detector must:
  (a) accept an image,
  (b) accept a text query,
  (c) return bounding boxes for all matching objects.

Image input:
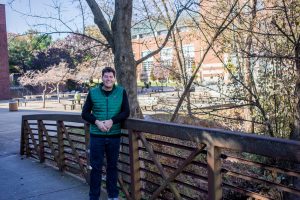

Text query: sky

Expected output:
[0,1,30,33]
[0,0,93,38]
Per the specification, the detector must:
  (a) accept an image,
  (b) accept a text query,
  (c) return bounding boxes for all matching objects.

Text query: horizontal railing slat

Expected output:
[22,114,84,123]
[124,119,300,162]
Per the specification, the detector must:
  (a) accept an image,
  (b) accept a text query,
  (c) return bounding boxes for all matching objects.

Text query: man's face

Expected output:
[102,72,115,89]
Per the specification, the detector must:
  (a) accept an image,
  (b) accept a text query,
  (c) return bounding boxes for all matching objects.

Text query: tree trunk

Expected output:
[289,47,300,200]
[291,44,300,140]
[288,43,300,200]
[160,0,193,118]
[42,85,47,108]
[57,83,60,103]
[186,91,192,116]
[172,30,193,117]
[111,0,141,118]
[243,0,257,133]
[243,39,254,133]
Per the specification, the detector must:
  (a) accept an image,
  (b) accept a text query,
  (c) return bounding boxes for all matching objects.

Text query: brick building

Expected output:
[0,4,10,99]
[131,20,228,85]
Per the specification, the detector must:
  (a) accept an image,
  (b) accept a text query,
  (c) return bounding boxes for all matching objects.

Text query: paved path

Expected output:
[0,102,107,200]
[0,155,89,200]
[0,103,76,157]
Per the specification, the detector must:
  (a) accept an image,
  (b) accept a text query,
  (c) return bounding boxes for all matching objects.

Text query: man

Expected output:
[81,67,130,200]
[74,91,81,104]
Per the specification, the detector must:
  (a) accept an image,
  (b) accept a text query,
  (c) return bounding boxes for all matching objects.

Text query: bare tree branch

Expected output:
[271,18,295,44]
[171,0,245,122]
[86,0,114,48]
[282,0,297,42]
[136,1,193,65]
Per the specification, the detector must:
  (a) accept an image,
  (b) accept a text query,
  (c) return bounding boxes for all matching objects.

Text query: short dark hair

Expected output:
[102,67,116,77]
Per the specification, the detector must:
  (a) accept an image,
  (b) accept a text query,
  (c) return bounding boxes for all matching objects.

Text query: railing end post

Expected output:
[57,120,65,172]
[129,129,142,200]
[207,145,222,200]
[20,119,25,155]
[38,120,45,163]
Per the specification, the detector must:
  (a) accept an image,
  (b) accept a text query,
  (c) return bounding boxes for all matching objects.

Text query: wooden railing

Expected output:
[20,114,300,200]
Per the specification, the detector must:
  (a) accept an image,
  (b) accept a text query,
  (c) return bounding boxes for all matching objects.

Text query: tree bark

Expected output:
[111,0,141,118]
[243,0,257,133]
[288,44,300,199]
[159,0,193,116]
[57,83,60,103]
[291,43,300,140]
[42,85,46,108]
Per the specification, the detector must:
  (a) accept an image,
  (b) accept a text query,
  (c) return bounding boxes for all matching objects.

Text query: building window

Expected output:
[160,48,173,61]
[141,50,154,81]
[183,45,194,58]
[182,45,195,76]
[160,47,173,69]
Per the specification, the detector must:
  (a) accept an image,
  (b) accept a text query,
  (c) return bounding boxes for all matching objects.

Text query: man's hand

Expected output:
[103,119,113,131]
[95,120,108,132]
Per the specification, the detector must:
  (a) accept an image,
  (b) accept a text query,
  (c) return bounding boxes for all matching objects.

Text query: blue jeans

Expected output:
[89,136,121,200]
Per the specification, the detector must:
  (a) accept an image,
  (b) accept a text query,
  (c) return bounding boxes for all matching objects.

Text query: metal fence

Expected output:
[20,114,300,200]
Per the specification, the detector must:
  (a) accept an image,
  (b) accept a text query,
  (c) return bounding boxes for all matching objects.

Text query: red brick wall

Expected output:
[0,4,10,100]
[132,30,225,83]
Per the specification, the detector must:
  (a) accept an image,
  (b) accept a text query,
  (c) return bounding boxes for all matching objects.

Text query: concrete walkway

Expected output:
[0,155,89,200]
[0,101,107,200]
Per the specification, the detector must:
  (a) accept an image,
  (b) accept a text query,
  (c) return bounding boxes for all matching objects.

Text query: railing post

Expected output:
[24,120,30,157]
[207,145,222,200]
[20,118,25,155]
[129,129,141,200]
[84,123,91,184]
[57,121,65,171]
[38,120,45,163]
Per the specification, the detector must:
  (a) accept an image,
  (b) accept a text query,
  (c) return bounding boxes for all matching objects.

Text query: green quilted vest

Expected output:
[89,84,124,135]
